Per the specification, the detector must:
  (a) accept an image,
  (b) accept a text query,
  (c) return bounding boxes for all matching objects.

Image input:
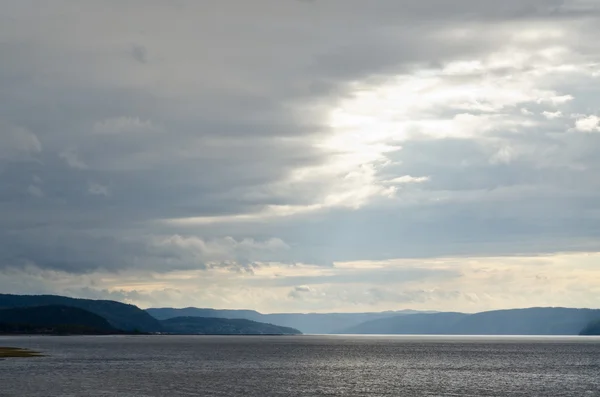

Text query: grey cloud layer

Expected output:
[1,0,600,308]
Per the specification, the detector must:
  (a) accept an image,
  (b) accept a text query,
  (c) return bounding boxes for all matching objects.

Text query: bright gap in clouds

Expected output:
[170,39,594,226]
[305,50,580,207]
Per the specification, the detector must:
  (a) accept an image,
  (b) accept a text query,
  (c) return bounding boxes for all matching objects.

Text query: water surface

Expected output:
[1,335,599,396]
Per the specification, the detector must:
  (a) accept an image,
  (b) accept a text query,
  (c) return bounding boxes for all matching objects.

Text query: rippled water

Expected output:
[1,335,599,396]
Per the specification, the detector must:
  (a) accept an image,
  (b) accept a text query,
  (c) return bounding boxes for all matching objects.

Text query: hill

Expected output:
[0,294,161,332]
[450,308,600,335]
[340,312,467,334]
[160,317,302,335]
[580,319,600,335]
[340,307,600,335]
[147,307,429,334]
[0,305,117,334]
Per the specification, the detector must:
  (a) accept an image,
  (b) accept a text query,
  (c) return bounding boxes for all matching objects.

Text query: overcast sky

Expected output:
[1,0,600,312]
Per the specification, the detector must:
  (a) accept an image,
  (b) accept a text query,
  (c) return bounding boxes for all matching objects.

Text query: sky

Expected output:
[1,0,600,313]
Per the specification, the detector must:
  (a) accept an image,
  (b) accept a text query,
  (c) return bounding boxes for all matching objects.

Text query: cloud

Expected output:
[0,121,42,161]
[27,185,44,197]
[1,252,599,312]
[386,175,430,184]
[1,0,600,311]
[59,147,87,169]
[88,182,110,197]
[153,235,291,269]
[288,285,314,300]
[542,110,563,119]
[294,286,312,292]
[572,114,600,132]
[131,44,148,64]
[93,117,157,134]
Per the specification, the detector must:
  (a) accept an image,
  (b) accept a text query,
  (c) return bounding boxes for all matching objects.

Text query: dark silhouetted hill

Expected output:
[147,307,431,334]
[580,319,600,335]
[160,317,302,335]
[339,307,600,335]
[0,294,161,332]
[0,305,117,334]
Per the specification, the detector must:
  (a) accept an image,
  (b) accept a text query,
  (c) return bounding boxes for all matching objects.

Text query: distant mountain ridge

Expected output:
[0,294,162,332]
[147,307,431,334]
[340,307,600,335]
[161,316,301,335]
[338,312,468,334]
[3,294,598,336]
[148,306,600,335]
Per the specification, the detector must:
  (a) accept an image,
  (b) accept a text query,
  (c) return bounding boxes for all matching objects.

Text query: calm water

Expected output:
[1,335,600,396]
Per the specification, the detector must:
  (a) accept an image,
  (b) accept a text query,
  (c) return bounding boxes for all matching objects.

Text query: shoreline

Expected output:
[0,347,44,358]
